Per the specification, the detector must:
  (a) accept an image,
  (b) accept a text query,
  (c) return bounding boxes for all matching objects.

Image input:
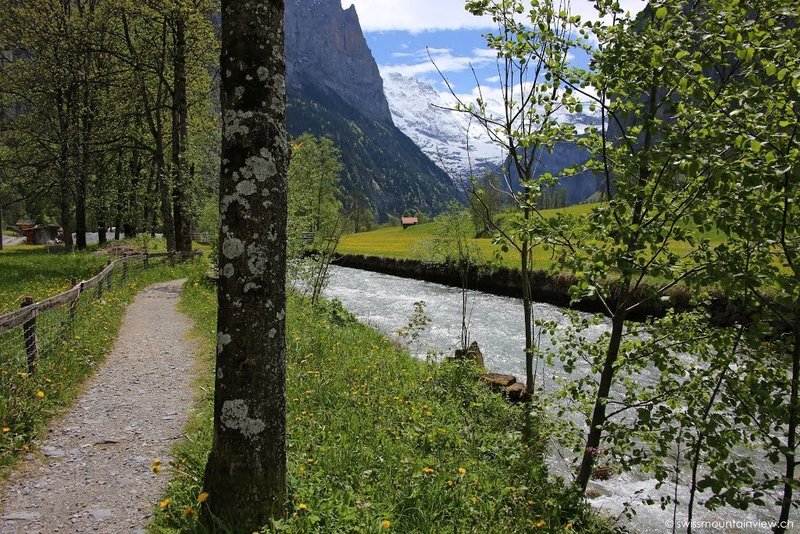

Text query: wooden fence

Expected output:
[0,250,201,375]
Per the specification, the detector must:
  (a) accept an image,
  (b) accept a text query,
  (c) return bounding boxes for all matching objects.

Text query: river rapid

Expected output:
[322,266,785,533]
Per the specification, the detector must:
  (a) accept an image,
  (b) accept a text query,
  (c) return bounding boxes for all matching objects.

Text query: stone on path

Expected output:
[0,280,196,534]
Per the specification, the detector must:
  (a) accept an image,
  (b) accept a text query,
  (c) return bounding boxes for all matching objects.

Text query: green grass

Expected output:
[0,249,208,471]
[151,278,613,533]
[340,204,602,270]
[340,203,726,272]
[0,248,108,314]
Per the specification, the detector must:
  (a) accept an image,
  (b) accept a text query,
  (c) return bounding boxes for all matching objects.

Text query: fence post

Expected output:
[96,267,104,300]
[69,280,82,328]
[122,259,129,282]
[106,259,113,291]
[21,297,38,374]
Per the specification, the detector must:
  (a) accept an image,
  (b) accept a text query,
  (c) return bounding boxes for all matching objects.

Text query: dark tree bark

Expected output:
[125,151,140,238]
[56,86,74,253]
[171,3,192,253]
[121,13,174,251]
[202,0,289,528]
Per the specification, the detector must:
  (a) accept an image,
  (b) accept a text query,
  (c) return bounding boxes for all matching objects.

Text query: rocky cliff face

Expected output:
[284,0,461,220]
[285,0,392,123]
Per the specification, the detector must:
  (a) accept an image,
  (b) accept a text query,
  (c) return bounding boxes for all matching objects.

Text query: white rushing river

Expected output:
[322,266,785,533]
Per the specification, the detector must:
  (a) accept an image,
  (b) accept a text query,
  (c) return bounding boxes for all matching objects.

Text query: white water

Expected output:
[322,266,786,533]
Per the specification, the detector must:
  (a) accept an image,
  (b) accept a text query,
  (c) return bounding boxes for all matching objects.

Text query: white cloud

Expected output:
[381,47,496,77]
[343,0,647,33]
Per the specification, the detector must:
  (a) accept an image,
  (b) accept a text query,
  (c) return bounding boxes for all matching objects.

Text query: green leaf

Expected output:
[765,63,777,76]
[655,6,667,19]
[750,139,762,153]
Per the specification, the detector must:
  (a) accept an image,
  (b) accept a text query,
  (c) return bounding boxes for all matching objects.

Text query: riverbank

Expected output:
[334,253,743,325]
[152,275,614,532]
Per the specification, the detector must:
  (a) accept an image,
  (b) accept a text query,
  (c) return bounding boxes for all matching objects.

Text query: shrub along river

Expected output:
[323,265,784,533]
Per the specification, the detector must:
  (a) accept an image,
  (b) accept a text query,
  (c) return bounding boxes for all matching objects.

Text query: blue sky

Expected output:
[342,0,646,91]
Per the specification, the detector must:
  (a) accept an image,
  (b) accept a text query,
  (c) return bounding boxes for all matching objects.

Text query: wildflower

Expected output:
[422,467,434,474]
[182,507,196,517]
[17,372,28,379]
[458,467,467,475]
[197,492,209,503]
[297,503,308,511]
[159,498,171,509]
[36,391,45,398]
[381,519,391,529]
[447,480,454,487]
[151,458,162,474]
[534,519,546,528]
[2,427,9,433]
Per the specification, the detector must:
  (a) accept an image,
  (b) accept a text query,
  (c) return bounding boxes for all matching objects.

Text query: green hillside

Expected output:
[339,204,600,270]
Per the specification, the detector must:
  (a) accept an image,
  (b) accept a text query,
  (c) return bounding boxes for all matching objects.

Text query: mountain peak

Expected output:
[285,1,393,123]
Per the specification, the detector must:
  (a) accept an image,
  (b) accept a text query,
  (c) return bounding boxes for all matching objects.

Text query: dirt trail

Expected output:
[0,280,197,533]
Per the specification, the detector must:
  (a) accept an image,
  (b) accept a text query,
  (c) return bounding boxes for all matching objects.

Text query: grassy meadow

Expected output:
[339,202,725,272]
[0,247,108,314]
[151,275,613,533]
[0,244,207,470]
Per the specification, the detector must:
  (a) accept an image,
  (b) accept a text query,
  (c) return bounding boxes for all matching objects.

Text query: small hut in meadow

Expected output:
[22,224,60,245]
[401,217,418,230]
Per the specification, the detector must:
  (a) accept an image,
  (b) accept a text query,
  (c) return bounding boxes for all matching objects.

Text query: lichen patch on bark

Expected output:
[220,399,266,439]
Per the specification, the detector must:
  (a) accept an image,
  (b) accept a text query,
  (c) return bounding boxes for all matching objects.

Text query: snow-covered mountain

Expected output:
[382,71,602,191]
[381,72,504,180]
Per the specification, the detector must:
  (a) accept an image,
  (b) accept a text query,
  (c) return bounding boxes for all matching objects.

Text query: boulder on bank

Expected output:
[480,373,516,390]
[452,341,485,370]
[503,382,532,403]
[479,373,531,403]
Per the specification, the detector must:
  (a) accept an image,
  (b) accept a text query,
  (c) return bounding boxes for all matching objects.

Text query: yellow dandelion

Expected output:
[381,519,391,529]
[182,507,196,517]
[151,458,162,474]
[297,503,308,511]
[159,498,171,509]
[447,480,454,487]
[458,467,467,475]
[422,467,434,474]
[2,427,9,433]
[534,519,546,528]
[197,492,209,503]
[36,391,45,398]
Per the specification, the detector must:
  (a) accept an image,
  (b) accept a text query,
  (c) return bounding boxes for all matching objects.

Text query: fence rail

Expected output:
[0,250,201,376]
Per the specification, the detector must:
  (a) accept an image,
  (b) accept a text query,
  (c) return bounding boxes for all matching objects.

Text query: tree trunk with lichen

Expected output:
[202,0,289,529]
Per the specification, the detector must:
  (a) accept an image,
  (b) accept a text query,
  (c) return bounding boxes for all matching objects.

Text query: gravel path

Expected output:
[0,280,197,533]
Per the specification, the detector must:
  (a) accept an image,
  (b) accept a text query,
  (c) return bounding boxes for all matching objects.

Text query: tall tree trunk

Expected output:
[776,317,800,533]
[576,305,627,490]
[157,148,174,250]
[203,0,289,528]
[75,79,93,250]
[125,151,140,238]
[171,4,192,253]
[143,160,155,235]
[57,90,74,253]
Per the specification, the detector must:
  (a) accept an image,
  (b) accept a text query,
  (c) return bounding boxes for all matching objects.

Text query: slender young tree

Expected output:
[442,0,578,393]
[202,0,289,528]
